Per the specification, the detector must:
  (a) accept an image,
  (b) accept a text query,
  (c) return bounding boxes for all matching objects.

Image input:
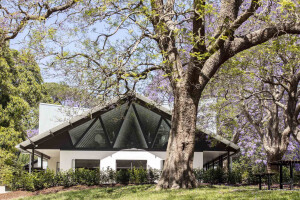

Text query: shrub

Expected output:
[194,168,204,182]
[202,168,226,184]
[116,169,130,184]
[16,172,35,191]
[61,169,76,187]
[147,168,161,183]
[75,168,90,185]
[74,168,100,186]
[226,170,242,184]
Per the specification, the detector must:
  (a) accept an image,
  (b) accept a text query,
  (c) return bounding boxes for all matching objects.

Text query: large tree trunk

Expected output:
[156,85,200,189]
[263,128,290,173]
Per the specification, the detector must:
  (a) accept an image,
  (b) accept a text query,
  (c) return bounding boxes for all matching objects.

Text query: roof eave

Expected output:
[197,127,240,151]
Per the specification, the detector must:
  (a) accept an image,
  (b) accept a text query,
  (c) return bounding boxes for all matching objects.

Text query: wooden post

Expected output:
[218,156,223,183]
[267,174,271,190]
[41,154,44,170]
[227,151,230,173]
[258,175,262,190]
[219,155,223,168]
[290,162,293,190]
[29,154,32,173]
[227,151,230,184]
[280,164,283,189]
[31,147,35,173]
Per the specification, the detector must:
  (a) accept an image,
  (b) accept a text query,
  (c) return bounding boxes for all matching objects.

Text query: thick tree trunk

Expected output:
[156,86,200,189]
[263,129,290,173]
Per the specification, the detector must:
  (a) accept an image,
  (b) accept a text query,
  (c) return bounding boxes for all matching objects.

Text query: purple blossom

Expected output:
[27,129,39,138]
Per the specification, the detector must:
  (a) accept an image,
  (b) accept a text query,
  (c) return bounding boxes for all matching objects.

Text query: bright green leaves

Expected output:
[0,45,49,182]
[0,126,23,185]
[190,51,211,61]
[0,46,47,130]
[276,0,298,20]
[277,0,296,12]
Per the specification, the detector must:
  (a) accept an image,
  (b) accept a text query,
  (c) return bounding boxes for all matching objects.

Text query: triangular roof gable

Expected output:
[17,93,239,152]
[18,94,171,149]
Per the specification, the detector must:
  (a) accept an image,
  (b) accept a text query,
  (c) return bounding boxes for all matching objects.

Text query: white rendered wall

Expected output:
[59,150,203,171]
[100,150,164,170]
[47,156,59,171]
[193,152,203,169]
[39,103,88,134]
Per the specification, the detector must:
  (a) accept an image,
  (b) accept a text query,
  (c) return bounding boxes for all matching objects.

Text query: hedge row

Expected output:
[195,167,300,185]
[6,167,299,191]
[9,168,160,191]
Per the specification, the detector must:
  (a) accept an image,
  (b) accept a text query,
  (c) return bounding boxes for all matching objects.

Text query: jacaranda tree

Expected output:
[208,35,300,172]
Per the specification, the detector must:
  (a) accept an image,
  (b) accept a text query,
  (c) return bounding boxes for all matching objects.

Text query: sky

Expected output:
[10,16,64,83]
[9,10,145,85]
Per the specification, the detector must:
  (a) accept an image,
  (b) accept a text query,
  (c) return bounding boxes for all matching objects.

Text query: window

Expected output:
[67,101,171,150]
[116,160,147,170]
[75,159,100,170]
[152,120,170,148]
[75,119,109,148]
[134,103,161,144]
[101,103,128,143]
[69,119,94,145]
[113,106,147,149]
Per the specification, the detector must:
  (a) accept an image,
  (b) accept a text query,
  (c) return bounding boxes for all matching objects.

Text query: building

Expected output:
[16,94,239,172]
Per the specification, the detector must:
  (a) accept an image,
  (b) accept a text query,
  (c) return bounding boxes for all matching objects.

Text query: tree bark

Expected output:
[157,84,200,189]
[264,133,289,172]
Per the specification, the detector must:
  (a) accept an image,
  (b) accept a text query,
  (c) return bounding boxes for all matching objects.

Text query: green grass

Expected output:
[18,185,300,200]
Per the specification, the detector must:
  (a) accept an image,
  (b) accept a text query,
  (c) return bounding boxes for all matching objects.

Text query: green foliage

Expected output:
[202,168,226,184]
[129,167,148,184]
[147,168,160,184]
[0,45,50,185]
[6,168,161,191]
[116,168,160,184]
[75,168,100,186]
[116,170,130,184]
[196,167,243,185]
[5,166,300,192]
[99,167,116,184]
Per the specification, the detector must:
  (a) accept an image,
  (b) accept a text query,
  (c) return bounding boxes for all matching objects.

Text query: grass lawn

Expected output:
[17,185,300,200]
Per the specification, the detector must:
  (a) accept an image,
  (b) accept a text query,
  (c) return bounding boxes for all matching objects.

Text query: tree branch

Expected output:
[2,0,77,41]
[208,0,260,53]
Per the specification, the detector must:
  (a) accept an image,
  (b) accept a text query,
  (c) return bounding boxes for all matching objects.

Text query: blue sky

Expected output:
[9,12,140,84]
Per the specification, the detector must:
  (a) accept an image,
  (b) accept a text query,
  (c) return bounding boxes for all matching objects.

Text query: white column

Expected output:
[193,152,203,169]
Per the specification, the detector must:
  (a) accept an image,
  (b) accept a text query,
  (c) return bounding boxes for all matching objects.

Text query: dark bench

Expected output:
[269,160,300,190]
[254,173,276,190]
